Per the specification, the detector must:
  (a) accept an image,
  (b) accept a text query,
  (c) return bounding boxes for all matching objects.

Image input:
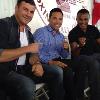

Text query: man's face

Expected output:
[76,13,89,31]
[15,1,35,26]
[49,12,63,31]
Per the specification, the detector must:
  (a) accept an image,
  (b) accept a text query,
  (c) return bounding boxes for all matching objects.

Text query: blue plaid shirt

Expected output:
[33,25,69,63]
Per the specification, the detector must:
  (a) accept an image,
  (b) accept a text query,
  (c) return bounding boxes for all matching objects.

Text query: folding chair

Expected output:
[34,83,49,100]
[84,87,90,98]
[84,71,90,98]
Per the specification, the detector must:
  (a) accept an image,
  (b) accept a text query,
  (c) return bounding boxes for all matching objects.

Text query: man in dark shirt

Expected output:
[0,1,67,100]
[68,9,100,100]
[0,0,40,100]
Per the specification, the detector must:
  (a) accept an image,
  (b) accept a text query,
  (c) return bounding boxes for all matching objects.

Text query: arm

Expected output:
[96,38,100,45]
[68,29,82,57]
[94,26,100,45]
[0,43,39,62]
[33,29,49,63]
[0,19,40,62]
[29,53,44,77]
[70,42,81,57]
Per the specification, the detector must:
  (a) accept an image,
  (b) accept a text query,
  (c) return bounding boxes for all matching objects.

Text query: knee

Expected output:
[52,66,63,82]
[89,58,100,71]
[64,67,74,78]
[17,77,35,98]
[81,56,100,72]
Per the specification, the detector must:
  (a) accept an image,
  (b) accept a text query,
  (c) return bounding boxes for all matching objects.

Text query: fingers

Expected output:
[63,42,69,49]
[34,70,44,77]
[49,61,68,69]
[56,61,68,68]
[32,64,44,77]
[59,63,67,68]
[78,37,86,47]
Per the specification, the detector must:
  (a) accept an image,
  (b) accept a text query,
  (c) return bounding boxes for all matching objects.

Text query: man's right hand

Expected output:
[32,63,44,77]
[0,43,40,62]
[78,37,86,47]
[71,42,79,50]
[48,60,68,68]
[27,43,40,53]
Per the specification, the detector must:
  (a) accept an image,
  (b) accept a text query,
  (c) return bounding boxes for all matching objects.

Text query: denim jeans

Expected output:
[3,62,74,100]
[14,64,65,100]
[40,59,75,100]
[72,55,100,100]
[29,62,75,100]
[4,71,35,100]
[27,64,65,100]
[42,64,65,100]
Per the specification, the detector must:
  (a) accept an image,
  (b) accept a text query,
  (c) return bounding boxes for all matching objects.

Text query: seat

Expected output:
[84,87,90,98]
[84,71,90,98]
[34,83,49,100]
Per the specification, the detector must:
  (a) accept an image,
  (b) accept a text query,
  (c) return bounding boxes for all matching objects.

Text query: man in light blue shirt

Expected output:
[33,8,76,100]
[33,24,69,63]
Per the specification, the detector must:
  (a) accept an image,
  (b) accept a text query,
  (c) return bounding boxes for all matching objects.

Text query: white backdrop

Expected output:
[0,0,93,36]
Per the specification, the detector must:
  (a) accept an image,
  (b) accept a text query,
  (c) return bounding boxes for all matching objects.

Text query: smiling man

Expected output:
[68,9,100,100]
[33,8,76,100]
[0,0,43,100]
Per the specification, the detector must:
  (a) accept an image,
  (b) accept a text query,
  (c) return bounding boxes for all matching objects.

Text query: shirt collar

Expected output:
[46,24,60,35]
[77,25,89,33]
[11,15,31,32]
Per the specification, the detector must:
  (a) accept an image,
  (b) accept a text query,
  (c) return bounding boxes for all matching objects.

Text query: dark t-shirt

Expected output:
[68,25,100,56]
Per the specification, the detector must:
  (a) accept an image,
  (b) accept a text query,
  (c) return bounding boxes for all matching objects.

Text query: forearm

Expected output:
[0,46,30,62]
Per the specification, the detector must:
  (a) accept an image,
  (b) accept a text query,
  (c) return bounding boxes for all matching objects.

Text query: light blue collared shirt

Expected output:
[33,25,69,63]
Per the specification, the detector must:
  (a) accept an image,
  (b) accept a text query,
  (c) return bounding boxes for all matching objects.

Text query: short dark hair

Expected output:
[77,9,90,16]
[17,0,35,6]
[49,8,63,18]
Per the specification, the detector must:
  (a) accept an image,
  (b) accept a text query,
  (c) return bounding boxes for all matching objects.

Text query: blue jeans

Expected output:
[15,64,65,100]
[5,71,35,100]
[72,55,100,100]
[30,63,75,100]
[29,64,65,100]
[41,62,75,100]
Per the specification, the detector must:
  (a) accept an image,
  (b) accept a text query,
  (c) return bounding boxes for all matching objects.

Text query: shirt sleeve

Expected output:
[0,19,9,49]
[59,48,70,58]
[33,29,49,63]
[68,30,78,43]
[93,26,100,39]
[58,35,70,58]
[33,29,45,43]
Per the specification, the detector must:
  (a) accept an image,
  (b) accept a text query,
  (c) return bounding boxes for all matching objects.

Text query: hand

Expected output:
[27,43,40,53]
[29,54,40,65]
[96,38,100,45]
[78,37,86,47]
[49,60,67,68]
[71,42,79,50]
[70,42,80,57]
[63,41,69,50]
[32,63,44,77]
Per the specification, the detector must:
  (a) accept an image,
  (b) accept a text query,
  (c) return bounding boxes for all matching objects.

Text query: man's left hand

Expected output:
[32,63,44,77]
